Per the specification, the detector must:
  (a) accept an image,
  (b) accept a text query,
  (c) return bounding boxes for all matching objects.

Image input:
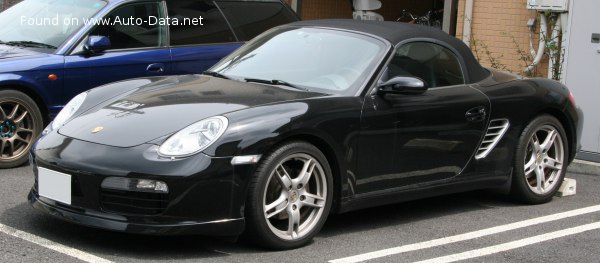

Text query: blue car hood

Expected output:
[0,45,60,73]
[0,45,46,59]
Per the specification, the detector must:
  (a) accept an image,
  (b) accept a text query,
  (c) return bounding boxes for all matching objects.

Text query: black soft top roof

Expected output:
[288,19,489,84]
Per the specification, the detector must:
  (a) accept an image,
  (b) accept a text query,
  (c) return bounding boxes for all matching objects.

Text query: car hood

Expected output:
[0,45,60,73]
[59,75,326,147]
[0,45,45,59]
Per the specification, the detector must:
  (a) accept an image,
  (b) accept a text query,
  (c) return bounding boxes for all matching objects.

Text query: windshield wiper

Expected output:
[4,41,57,49]
[245,78,308,91]
[203,71,231,80]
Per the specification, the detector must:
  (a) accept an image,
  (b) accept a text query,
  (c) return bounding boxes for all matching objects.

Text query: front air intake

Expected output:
[100,189,168,215]
[475,119,510,159]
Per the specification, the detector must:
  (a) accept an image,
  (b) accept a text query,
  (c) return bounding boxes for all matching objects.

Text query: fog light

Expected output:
[101,177,169,193]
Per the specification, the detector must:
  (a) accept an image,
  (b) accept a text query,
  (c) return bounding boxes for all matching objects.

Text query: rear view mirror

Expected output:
[84,36,111,54]
[378,76,428,95]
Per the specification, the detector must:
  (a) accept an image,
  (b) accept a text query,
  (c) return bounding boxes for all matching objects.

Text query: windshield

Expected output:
[0,0,106,49]
[210,27,387,95]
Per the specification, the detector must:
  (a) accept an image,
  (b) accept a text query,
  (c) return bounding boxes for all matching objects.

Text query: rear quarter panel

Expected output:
[467,72,580,184]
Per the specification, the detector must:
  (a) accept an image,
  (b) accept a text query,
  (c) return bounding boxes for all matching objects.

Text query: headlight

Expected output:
[158,116,228,157]
[51,92,88,130]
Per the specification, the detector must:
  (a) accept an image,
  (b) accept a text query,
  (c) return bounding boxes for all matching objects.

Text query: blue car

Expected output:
[0,0,298,168]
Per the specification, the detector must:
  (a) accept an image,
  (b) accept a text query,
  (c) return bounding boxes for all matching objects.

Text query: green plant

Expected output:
[466,13,566,80]
[503,13,565,80]
[504,32,540,77]
[542,14,565,81]
[470,36,511,72]
[470,38,481,61]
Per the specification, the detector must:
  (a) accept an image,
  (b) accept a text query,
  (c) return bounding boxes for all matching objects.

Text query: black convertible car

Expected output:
[29,20,582,249]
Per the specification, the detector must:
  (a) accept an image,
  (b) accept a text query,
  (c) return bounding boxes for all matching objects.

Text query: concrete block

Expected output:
[556,178,576,197]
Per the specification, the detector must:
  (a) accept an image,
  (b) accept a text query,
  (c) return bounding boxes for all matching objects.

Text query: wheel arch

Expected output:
[0,84,50,124]
[269,133,345,214]
[532,108,577,162]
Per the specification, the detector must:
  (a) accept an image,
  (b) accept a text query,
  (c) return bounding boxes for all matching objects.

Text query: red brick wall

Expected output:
[456,0,548,75]
[299,0,353,20]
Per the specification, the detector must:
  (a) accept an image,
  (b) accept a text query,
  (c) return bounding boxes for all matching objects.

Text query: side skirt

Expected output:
[337,175,510,214]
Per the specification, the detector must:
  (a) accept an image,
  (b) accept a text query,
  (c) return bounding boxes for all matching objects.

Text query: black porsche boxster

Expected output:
[29,20,583,249]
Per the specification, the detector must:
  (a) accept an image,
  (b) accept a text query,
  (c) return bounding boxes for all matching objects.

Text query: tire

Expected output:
[244,141,333,250]
[511,115,568,204]
[0,90,43,169]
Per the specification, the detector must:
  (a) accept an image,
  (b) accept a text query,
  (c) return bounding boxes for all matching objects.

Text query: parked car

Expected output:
[0,0,298,168]
[29,19,582,249]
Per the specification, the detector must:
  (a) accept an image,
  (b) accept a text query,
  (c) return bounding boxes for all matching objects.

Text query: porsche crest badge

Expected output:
[91,126,104,133]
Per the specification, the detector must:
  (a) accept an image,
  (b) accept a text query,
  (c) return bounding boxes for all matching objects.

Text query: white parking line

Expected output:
[0,223,113,263]
[329,204,600,263]
[414,221,600,263]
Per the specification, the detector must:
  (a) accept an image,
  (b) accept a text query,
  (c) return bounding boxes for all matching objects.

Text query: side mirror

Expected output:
[84,36,111,54]
[378,76,428,95]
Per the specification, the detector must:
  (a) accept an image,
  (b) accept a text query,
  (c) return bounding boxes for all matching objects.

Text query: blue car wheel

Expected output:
[0,90,43,168]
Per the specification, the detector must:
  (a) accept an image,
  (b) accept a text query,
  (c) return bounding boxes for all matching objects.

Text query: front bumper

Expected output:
[29,131,257,236]
[28,191,244,235]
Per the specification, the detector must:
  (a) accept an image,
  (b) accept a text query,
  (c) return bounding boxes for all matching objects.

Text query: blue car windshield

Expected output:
[210,27,387,95]
[0,0,106,49]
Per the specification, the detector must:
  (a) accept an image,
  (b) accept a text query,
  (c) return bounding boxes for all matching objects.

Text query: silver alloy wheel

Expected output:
[0,100,35,161]
[524,124,565,195]
[263,153,327,240]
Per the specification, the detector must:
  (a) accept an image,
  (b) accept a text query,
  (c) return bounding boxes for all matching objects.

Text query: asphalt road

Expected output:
[1,163,599,263]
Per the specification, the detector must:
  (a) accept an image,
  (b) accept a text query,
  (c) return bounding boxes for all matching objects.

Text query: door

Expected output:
[564,0,600,160]
[166,0,241,75]
[62,1,169,103]
[356,42,489,194]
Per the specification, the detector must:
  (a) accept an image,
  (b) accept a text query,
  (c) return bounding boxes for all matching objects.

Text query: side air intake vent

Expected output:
[475,119,510,159]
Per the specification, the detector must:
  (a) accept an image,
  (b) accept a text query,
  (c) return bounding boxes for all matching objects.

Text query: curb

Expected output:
[568,159,600,176]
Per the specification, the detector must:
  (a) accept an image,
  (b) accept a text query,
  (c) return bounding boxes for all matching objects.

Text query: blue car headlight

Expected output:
[158,116,228,157]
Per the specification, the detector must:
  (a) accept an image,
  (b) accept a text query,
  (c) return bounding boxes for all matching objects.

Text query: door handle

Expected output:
[466,106,486,122]
[146,63,165,73]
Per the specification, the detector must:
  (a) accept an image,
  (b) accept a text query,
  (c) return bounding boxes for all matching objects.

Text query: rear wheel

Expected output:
[511,115,568,204]
[244,141,333,249]
[0,90,43,169]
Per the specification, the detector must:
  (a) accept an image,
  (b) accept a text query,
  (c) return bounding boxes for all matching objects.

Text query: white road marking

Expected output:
[329,204,600,263]
[0,223,113,263]
[414,221,600,263]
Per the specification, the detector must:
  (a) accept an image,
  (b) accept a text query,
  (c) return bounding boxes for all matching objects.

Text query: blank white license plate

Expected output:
[38,167,71,205]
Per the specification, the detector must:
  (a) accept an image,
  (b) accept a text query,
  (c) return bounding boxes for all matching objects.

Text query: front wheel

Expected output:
[511,115,568,204]
[244,141,333,249]
[0,90,43,169]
